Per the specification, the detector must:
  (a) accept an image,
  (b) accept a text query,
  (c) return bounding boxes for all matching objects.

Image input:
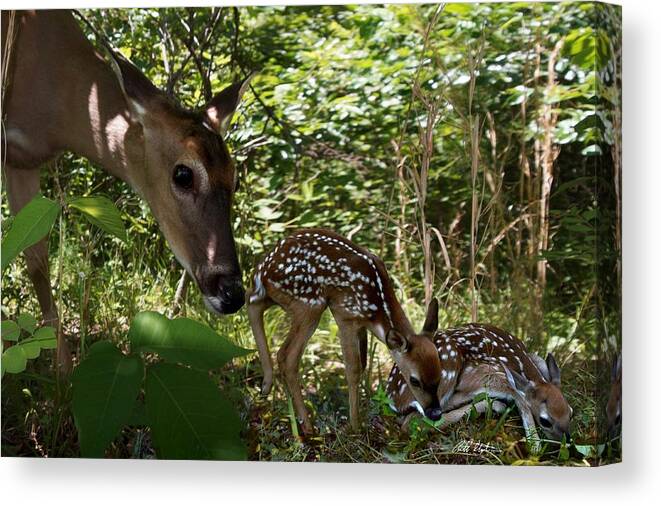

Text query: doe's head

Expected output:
[386,299,442,418]
[108,52,253,314]
[505,353,573,442]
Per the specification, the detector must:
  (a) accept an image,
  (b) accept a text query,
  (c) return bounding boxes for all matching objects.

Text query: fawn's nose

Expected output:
[426,407,443,421]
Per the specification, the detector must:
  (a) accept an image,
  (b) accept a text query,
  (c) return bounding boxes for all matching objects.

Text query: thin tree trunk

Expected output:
[536,40,564,292]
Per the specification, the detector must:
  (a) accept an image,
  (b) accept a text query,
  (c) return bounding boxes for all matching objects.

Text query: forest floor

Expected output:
[1,305,621,466]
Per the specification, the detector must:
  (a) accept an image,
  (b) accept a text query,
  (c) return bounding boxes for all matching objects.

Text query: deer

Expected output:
[2,10,252,371]
[606,353,622,440]
[387,322,573,447]
[246,229,442,435]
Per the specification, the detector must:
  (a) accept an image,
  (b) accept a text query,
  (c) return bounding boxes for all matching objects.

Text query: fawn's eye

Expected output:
[539,416,552,429]
[409,376,422,389]
[173,164,194,190]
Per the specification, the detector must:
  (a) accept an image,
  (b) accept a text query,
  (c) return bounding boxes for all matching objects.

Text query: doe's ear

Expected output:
[204,72,255,135]
[504,366,532,397]
[108,50,161,121]
[421,298,439,334]
[545,353,561,386]
[386,329,410,353]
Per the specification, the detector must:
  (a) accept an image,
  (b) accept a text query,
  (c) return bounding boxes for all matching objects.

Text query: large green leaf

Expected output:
[129,311,252,370]
[16,313,38,335]
[19,326,57,359]
[1,345,27,375]
[145,363,246,460]
[68,196,127,242]
[1,196,60,271]
[71,342,144,457]
[1,321,21,342]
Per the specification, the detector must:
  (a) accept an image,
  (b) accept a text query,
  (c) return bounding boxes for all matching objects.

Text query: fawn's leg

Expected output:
[358,327,367,371]
[172,270,189,316]
[4,165,71,373]
[247,297,275,395]
[336,320,364,432]
[276,304,323,435]
[516,401,541,453]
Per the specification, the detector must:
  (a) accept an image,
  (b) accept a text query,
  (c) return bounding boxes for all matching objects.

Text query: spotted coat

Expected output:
[387,323,546,415]
[250,228,414,338]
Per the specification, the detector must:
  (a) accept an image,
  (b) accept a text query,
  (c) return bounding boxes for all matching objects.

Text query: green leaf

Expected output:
[445,3,472,16]
[1,196,60,271]
[19,326,58,359]
[71,344,144,457]
[129,311,252,370]
[1,321,21,342]
[2,345,28,374]
[17,313,38,335]
[68,196,128,242]
[88,340,121,356]
[145,363,246,460]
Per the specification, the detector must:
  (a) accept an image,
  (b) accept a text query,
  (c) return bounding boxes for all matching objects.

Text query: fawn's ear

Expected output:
[204,73,255,135]
[504,367,532,397]
[529,353,550,382]
[546,353,561,386]
[611,353,622,382]
[386,329,410,353]
[421,298,439,334]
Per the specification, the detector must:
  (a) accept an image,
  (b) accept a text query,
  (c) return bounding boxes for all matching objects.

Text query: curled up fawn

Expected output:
[387,320,573,449]
[246,229,442,435]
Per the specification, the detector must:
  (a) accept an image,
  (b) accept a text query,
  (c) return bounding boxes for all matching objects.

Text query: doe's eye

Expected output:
[409,376,422,389]
[539,416,552,429]
[173,164,194,190]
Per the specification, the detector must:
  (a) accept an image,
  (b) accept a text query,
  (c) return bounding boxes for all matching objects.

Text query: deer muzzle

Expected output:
[196,266,245,315]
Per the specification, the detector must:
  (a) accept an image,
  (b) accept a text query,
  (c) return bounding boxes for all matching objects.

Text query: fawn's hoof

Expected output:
[260,375,273,395]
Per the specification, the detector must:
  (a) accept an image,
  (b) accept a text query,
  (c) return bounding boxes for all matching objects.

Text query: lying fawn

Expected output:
[387,323,573,443]
[606,353,622,439]
[246,229,442,434]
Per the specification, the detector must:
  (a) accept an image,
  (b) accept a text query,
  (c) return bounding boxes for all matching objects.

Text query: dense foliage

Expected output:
[1,2,621,464]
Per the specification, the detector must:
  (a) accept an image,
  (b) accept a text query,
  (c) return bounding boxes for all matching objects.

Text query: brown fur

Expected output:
[2,10,251,369]
[246,229,441,434]
[388,323,573,442]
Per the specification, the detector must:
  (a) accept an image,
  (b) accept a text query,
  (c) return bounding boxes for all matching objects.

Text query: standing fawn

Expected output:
[246,229,442,435]
[387,323,573,444]
[606,353,622,440]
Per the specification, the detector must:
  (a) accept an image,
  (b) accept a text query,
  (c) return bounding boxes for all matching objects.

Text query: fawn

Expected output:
[246,229,442,435]
[387,323,573,444]
[606,353,622,439]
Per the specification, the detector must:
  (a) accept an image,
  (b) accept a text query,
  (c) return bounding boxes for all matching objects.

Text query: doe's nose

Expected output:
[218,276,246,314]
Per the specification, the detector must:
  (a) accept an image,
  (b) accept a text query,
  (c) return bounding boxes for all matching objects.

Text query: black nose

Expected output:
[202,274,245,315]
[426,407,443,421]
[218,277,245,314]
[564,431,572,444]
